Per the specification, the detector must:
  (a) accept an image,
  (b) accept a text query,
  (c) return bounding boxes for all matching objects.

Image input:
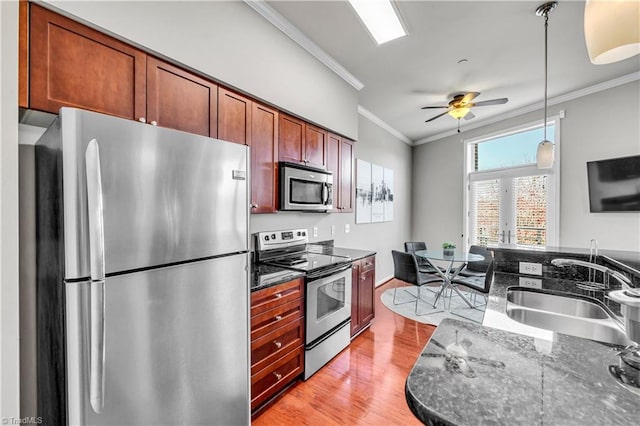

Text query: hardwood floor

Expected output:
[252,280,436,425]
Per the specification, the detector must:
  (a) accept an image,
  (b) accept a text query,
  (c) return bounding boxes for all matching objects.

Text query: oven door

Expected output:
[306,265,352,344]
[281,163,333,211]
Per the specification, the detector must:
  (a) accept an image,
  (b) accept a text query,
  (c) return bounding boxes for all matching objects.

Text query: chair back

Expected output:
[404,241,427,254]
[404,242,430,267]
[467,245,492,272]
[392,250,420,285]
[482,259,495,293]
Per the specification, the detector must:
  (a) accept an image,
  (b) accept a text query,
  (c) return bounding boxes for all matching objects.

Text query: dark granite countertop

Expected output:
[406,317,640,426]
[250,264,304,293]
[406,270,640,425]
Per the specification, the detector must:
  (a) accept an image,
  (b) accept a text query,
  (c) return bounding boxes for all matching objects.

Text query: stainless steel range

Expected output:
[254,229,352,379]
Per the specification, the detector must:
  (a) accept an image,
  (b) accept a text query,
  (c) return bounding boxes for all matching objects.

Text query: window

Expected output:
[465,118,560,249]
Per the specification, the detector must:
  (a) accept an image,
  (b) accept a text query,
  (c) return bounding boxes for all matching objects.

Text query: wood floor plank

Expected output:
[252,280,436,425]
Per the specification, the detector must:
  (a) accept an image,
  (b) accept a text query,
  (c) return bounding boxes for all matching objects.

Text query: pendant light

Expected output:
[536,2,557,169]
[584,0,640,65]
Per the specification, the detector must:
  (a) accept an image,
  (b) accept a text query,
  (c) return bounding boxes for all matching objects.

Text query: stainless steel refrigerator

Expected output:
[35,108,250,425]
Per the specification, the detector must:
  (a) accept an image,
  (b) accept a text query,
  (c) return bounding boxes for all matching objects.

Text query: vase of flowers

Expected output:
[442,242,456,256]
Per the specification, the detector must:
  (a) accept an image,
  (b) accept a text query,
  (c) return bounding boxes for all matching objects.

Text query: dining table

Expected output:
[415,249,486,310]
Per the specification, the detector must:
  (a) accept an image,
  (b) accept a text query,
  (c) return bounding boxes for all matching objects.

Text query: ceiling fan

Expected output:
[421,92,509,132]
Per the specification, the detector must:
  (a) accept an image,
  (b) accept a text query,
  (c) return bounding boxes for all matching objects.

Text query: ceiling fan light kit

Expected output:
[536,1,557,170]
[448,107,470,119]
[421,92,508,132]
[584,0,640,65]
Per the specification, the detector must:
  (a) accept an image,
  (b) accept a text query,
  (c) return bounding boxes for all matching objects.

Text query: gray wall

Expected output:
[252,114,413,283]
[412,80,640,252]
[44,0,359,139]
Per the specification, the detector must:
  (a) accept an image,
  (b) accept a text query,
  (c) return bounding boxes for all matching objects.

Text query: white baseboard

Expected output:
[375,275,394,287]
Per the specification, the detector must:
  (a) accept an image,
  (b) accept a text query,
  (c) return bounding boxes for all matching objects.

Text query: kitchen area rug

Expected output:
[380,286,485,326]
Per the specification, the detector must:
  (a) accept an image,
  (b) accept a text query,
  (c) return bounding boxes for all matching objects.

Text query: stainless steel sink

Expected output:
[506,287,631,346]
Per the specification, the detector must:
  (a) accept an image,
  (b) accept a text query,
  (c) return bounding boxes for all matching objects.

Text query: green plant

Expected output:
[442,242,456,249]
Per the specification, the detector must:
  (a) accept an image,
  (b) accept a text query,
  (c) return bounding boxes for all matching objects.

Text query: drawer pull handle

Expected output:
[274,372,282,381]
[274,293,282,299]
[274,340,282,349]
[275,315,282,321]
[361,276,366,281]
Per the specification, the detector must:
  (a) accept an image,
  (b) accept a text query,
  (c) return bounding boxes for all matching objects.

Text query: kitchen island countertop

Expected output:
[405,271,640,425]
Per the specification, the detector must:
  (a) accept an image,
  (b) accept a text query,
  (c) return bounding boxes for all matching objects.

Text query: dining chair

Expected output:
[404,241,442,274]
[457,245,492,278]
[391,250,443,315]
[449,259,494,323]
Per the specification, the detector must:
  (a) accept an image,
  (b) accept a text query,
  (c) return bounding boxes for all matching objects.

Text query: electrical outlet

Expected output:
[519,262,542,276]
[313,227,318,238]
[519,277,542,289]
[344,224,350,233]
[331,225,336,236]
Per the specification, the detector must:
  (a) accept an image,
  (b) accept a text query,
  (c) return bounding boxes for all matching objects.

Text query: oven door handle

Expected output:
[306,262,351,280]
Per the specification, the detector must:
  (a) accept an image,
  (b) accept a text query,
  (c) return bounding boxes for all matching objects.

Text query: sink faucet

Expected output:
[551,258,636,292]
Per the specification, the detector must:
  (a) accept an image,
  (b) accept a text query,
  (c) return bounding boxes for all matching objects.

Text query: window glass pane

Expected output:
[514,175,547,246]
[475,125,555,171]
[470,179,500,246]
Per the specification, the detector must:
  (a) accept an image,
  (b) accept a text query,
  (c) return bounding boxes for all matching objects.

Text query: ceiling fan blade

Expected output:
[460,92,480,105]
[471,97,509,107]
[425,110,450,123]
[464,111,475,120]
[421,105,449,109]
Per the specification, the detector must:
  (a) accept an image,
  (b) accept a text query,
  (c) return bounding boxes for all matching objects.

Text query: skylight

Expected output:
[348,0,407,45]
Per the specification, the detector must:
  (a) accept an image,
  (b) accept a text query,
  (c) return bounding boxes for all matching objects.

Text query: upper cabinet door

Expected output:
[304,124,327,169]
[218,88,252,145]
[326,133,341,213]
[147,57,218,138]
[340,139,354,212]
[278,114,305,164]
[251,103,279,213]
[28,4,146,120]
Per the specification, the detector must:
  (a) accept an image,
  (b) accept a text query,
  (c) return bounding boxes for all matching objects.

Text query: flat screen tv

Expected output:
[587,154,640,212]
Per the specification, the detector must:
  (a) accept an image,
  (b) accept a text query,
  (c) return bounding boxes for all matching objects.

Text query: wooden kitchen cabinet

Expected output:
[351,255,376,338]
[250,102,279,213]
[304,123,327,169]
[327,133,354,212]
[278,113,327,169]
[250,278,305,412]
[218,87,252,145]
[147,57,218,137]
[28,4,147,121]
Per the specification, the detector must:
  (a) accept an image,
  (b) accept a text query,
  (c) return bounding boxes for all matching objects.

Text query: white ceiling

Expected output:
[264,0,640,144]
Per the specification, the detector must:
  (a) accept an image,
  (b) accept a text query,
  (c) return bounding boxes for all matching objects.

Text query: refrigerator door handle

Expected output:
[85,139,106,414]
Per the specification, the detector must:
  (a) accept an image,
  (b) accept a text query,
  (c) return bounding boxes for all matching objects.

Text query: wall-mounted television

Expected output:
[587,154,640,212]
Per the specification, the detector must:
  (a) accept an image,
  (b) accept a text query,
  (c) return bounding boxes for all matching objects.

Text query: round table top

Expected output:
[415,249,485,263]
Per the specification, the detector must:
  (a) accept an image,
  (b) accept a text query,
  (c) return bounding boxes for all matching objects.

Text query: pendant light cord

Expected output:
[543,12,549,142]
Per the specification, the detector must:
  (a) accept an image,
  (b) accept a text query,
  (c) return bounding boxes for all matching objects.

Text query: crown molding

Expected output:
[244,0,364,91]
[358,106,413,145]
[414,71,640,145]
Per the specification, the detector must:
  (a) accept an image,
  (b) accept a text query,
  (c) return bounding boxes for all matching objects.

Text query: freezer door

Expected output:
[65,254,250,425]
[39,107,249,279]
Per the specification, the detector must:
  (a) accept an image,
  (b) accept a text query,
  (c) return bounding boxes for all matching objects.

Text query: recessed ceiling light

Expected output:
[348,0,407,45]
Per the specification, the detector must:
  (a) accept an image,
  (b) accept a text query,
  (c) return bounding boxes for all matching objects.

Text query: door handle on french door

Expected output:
[500,230,505,243]
[508,230,512,244]
[85,139,106,414]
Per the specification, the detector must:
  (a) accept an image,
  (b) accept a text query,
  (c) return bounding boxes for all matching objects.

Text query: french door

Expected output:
[468,166,558,248]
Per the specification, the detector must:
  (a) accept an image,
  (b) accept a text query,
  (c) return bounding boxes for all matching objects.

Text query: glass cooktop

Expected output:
[266,252,350,273]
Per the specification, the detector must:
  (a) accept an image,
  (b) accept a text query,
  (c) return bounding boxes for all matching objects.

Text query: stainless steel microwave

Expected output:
[280,162,333,212]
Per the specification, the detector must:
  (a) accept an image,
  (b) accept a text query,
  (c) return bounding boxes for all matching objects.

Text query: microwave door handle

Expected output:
[85,139,106,414]
[322,182,329,205]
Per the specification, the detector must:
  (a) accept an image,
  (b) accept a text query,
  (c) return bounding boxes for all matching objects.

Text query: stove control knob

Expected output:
[271,234,276,240]
[297,231,301,236]
[264,236,269,241]
[302,231,306,236]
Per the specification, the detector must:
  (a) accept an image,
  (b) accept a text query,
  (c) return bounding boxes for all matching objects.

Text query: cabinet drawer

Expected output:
[251,347,304,410]
[251,299,303,341]
[251,278,303,316]
[251,319,304,375]
[361,256,376,273]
